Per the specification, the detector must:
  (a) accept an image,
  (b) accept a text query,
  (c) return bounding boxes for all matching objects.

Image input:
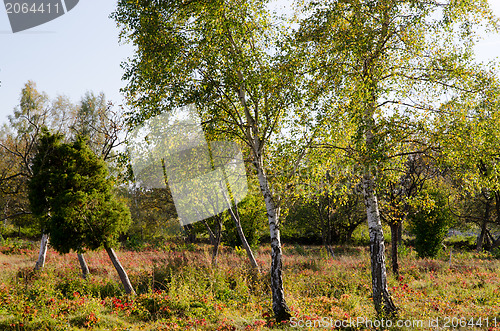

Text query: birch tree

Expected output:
[113,0,302,321]
[296,0,498,315]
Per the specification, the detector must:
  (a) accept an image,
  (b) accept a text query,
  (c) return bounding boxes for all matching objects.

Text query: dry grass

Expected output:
[0,241,499,330]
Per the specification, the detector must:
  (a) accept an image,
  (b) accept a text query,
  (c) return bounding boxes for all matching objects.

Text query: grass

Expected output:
[0,241,499,330]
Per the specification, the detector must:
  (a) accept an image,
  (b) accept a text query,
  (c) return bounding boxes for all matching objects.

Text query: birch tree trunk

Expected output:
[228,203,260,271]
[203,220,217,245]
[105,246,136,295]
[34,233,49,271]
[226,28,289,319]
[255,157,291,322]
[361,82,398,314]
[362,174,397,316]
[322,210,335,258]
[77,253,90,279]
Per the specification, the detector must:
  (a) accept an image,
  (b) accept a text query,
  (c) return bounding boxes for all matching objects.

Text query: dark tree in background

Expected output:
[408,188,454,258]
[29,131,135,294]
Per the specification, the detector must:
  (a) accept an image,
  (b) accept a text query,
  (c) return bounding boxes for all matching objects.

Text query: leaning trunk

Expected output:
[235,55,287,319]
[105,246,136,295]
[203,220,217,245]
[34,233,49,271]
[390,222,399,277]
[77,253,90,279]
[212,216,223,267]
[362,174,398,316]
[255,159,291,322]
[228,203,260,271]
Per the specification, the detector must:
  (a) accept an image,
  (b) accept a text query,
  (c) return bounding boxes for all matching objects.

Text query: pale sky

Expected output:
[0,1,500,126]
[0,1,135,125]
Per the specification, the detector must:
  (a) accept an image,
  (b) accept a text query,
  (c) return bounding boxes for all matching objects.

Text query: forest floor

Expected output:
[0,239,499,330]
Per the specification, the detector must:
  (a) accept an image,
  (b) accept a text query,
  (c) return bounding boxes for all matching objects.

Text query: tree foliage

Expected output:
[408,187,454,258]
[295,0,498,316]
[29,131,131,253]
[113,0,303,321]
[0,82,127,235]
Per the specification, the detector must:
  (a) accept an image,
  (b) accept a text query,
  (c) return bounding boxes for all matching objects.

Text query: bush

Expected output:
[408,190,454,258]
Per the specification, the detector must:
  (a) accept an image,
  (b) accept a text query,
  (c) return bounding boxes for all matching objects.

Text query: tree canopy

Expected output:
[29,131,131,254]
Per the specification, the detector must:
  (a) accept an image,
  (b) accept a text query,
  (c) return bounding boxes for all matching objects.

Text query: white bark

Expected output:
[227,203,260,272]
[105,246,136,295]
[361,88,398,315]
[255,158,291,322]
[34,233,49,271]
[77,253,90,279]
[230,40,287,319]
[362,174,397,315]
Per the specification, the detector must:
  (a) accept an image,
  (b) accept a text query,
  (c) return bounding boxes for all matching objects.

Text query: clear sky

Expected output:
[0,1,135,125]
[1,1,500,126]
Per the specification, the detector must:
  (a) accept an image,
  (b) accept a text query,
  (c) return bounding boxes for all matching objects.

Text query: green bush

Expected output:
[408,190,454,258]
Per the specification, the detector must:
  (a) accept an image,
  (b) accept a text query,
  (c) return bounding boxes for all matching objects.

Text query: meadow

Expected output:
[0,239,499,330]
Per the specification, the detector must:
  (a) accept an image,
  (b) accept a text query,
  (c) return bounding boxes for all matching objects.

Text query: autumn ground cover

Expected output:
[0,239,499,330]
